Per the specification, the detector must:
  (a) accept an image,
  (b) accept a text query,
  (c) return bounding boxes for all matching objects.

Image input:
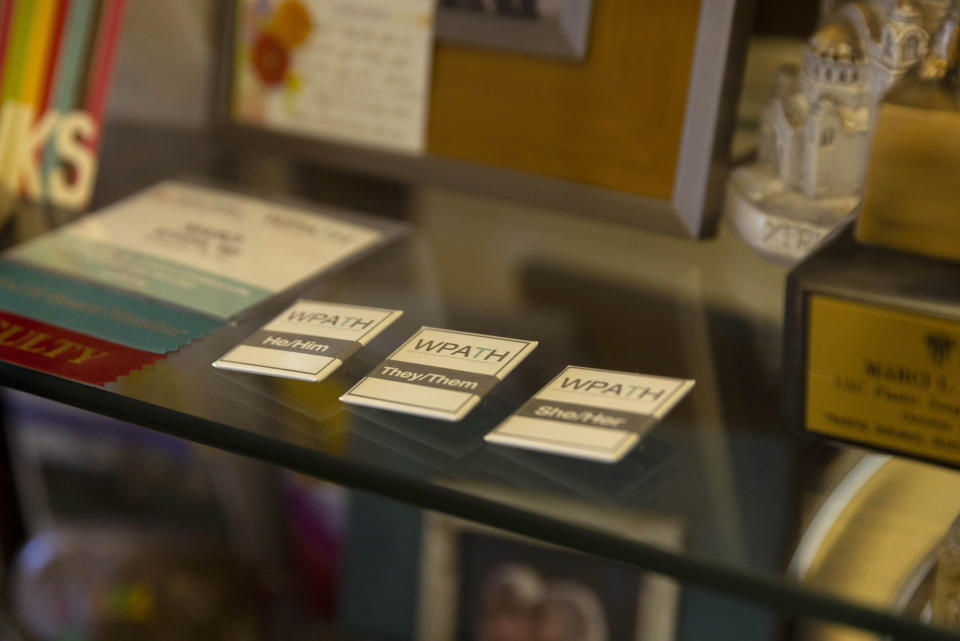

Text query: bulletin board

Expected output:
[214,0,751,236]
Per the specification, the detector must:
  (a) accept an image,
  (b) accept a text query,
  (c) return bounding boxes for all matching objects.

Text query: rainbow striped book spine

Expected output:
[0,0,126,210]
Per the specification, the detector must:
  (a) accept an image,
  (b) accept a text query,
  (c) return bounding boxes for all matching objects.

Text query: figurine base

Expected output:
[726,164,857,263]
[784,223,960,470]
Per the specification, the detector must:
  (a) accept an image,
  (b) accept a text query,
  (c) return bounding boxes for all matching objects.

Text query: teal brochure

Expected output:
[0,261,219,353]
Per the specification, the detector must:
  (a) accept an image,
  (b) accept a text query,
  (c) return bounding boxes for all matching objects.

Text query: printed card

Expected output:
[485,366,695,463]
[340,327,538,421]
[9,181,395,319]
[233,0,436,154]
[213,300,401,382]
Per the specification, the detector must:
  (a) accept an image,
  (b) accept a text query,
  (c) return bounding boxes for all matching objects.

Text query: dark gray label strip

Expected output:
[242,330,361,360]
[513,399,654,434]
[366,359,501,397]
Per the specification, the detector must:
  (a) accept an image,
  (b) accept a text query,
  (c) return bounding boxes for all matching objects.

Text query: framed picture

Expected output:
[435,0,593,59]
[418,510,682,641]
[213,0,751,236]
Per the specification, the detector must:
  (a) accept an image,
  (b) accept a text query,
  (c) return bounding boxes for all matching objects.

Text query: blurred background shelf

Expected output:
[3,1,959,639]
[1,120,959,641]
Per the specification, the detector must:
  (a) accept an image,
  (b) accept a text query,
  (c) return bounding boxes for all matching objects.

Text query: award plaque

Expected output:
[784,27,960,467]
[784,225,960,468]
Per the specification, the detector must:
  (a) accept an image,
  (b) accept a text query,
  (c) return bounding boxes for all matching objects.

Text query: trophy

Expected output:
[856,6,960,259]
[784,2,960,469]
[726,0,951,263]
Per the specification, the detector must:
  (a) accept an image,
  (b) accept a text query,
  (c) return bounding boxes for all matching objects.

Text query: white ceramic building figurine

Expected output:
[727,0,951,262]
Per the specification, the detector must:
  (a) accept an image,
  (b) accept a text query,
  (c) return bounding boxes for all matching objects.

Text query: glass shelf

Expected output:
[3,123,960,641]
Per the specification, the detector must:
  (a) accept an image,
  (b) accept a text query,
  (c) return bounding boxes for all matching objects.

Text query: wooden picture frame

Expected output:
[435,0,594,60]
[213,0,751,236]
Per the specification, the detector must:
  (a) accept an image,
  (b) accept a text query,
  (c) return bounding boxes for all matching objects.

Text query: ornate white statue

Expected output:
[726,0,951,262]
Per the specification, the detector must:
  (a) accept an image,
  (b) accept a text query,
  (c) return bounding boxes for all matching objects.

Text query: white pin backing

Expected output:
[340,326,538,421]
[485,366,694,463]
[213,300,402,381]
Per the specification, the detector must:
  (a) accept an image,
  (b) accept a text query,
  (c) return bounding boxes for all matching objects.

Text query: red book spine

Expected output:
[38,0,71,113]
[82,0,125,149]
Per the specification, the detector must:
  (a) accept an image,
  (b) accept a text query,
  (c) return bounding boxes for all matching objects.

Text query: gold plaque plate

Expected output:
[807,295,960,465]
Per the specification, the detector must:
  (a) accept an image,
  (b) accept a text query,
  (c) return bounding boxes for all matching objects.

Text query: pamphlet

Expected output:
[0,261,219,353]
[9,181,393,319]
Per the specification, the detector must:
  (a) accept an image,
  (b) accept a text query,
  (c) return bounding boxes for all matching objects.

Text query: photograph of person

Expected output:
[418,511,680,641]
[458,531,659,641]
[439,0,553,19]
[474,562,611,641]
